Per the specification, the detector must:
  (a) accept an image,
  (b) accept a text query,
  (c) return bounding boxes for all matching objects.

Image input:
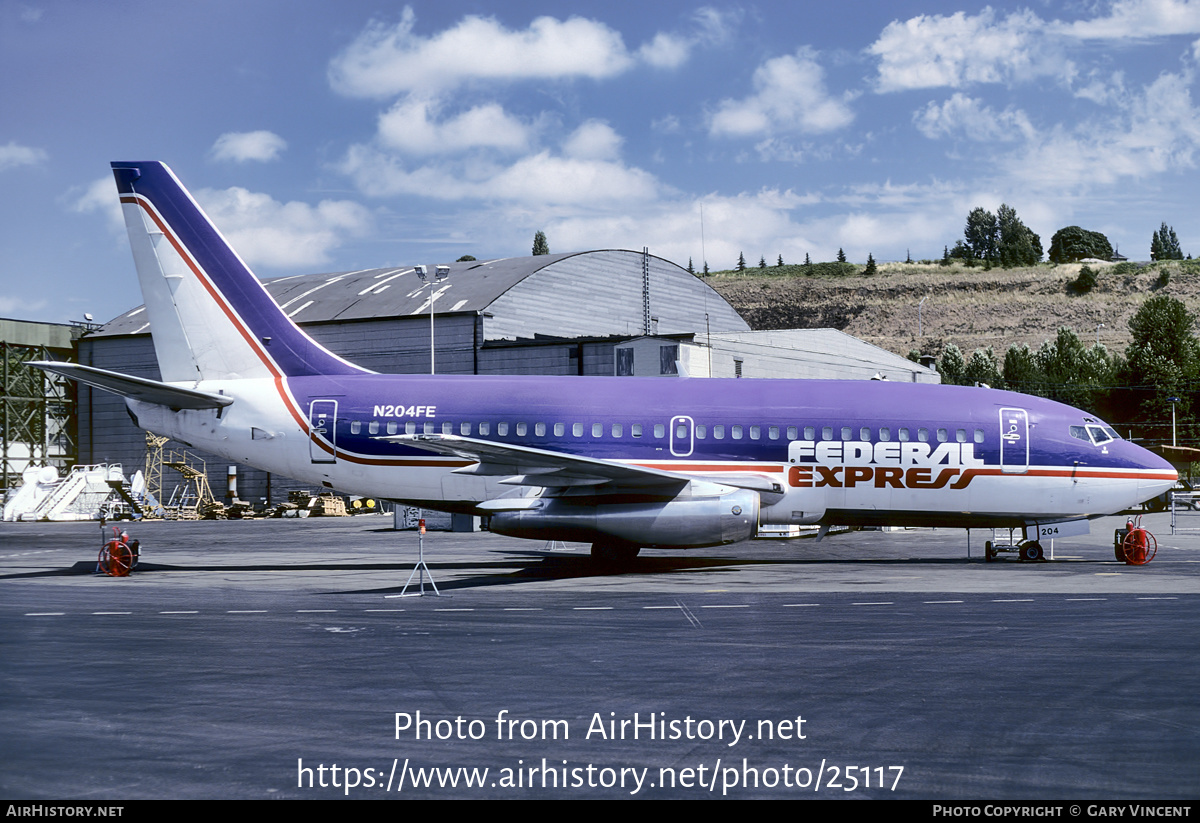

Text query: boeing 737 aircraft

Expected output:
[32,162,1177,564]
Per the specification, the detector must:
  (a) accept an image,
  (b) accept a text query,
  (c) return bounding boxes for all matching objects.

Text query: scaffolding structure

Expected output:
[143,432,222,519]
[1,335,77,491]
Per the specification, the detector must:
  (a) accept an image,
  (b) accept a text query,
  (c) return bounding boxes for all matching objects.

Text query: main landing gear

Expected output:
[984,538,1044,562]
[590,540,641,569]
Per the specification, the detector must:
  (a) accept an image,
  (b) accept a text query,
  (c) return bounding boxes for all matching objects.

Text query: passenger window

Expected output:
[535,422,546,436]
[478,422,490,436]
[405,421,416,435]
[516,423,527,436]
[750,426,761,440]
[573,423,583,437]
[497,422,508,436]
[732,425,743,440]
[350,421,361,435]
[424,422,435,434]
[460,422,471,436]
[714,425,725,440]
[554,423,564,436]
[612,423,622,437]
[879,428,890,441]
[696,425,706,439]
[822,426,833,440]
[917,427,928,442]
[974,429,984,443]
[676,423,687,438]
[387,422,397,435]
[593,423,603,437]
[841,426,852,440]
[937,428,948,442]
[786,426,798,441]
[654,424,665,438]
[899,427,909,442]
[802,426,813,440]
[442,421,452,435]
[860,427,870,441]
[956,429,966,443]
[769,426,779,440]
[368,421,379,435]
[632,424,642,438]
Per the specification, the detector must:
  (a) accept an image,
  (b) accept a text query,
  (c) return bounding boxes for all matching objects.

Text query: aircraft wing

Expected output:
[381,433,781,496]
[27,361,233,411]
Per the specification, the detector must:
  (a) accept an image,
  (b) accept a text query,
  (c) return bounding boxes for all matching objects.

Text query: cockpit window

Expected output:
[1072,423,1121,445]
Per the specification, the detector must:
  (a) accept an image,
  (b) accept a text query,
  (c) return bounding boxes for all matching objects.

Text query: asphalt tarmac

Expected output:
[2,512,1198,800]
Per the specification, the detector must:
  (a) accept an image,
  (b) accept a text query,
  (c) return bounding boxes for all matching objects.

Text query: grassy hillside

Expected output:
[704,259,1200,360]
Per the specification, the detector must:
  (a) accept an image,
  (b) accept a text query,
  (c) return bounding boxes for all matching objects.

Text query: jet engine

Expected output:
[487,487,759,549]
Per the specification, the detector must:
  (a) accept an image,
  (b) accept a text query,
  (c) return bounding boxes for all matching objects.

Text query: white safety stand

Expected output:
[398,516,442,597]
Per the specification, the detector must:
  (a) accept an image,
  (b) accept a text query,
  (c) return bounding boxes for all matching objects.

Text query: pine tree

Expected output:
[737,252,746,271]
[1152,223,1183,260]
[863,253,877,276]
[758,255,766,269]
[776,254,784,267]
[906,249,913,264]
[804,252,811,266]
[687,258,694,274]
[941,245,951,266]
[703,261,709,275]
[837,248,846,263]
[532,230,549,255]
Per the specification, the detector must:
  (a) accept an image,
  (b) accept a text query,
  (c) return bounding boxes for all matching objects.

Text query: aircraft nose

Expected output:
[1135,445,1177,500]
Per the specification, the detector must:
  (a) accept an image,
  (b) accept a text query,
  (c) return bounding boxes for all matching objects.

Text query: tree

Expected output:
[957,204,1041,266]
[938,344,966,385]
[1151,222,1183,260]
[963,347,1001,387]
[1071,265,1098,294]
[804,252,812,266]
[940,246,951,266]
[776,254,784,267]
[1003,344,1040,395]
[862,253,877,276]
[532,230,549,255]
[737,252,746,271]
[758,255,767,269]
[702,261,709,274]
[1048,226,1113,263]
[905,249,913,264]
[456,254,476,262]
[836,248,846,263]
[687,258,694,274]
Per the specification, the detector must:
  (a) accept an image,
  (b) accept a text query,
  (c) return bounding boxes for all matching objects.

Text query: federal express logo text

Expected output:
[788,441,986,491]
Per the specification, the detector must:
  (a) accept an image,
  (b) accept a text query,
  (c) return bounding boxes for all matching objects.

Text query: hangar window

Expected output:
[554,423,564,436]
[632,424,643,438]
[654,424,665,438]
[479,422,490,436]
[593,423,603,437]
[535,423,546,436]
[369,422,379,435]
[516,423,527,436]
[387,422,398,435]
[573,423,583,437]
[713,425,725,440]
[350,421,361,434]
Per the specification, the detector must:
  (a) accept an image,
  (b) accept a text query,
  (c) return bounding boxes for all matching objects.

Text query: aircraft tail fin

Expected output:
[110,162,370,382]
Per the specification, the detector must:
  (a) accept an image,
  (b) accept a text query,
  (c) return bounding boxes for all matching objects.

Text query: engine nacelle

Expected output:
[488,488,759,549]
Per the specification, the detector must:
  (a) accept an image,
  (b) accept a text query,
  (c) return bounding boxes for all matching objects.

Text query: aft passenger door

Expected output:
[309,400,338,464]
[999,407,1029,474]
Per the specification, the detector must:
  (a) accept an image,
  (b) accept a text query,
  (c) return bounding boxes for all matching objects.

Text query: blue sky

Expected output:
[3,0,1200,324]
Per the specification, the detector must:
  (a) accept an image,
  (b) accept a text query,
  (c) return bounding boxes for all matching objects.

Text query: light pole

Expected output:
[413,264,450,374]
[1168,396,1181,447]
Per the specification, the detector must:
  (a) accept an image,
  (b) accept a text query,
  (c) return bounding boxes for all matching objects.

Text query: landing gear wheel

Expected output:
[1019,541,1044,562]
[985,540,996,562]
[590,541,640,569]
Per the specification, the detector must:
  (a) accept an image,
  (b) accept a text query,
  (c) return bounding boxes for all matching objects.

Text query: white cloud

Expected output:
[914,94,1035,141]
[710,48,854,137]
[210,131,287,163]
[377,97,534,155]
[562,120,622,160]
[194,187,373,269]
[0,140,48,171]
[638,32,691,69]
[329,7,635,97]
[1056,0,1200,40]
[339,144,659,206]
[71,176,124,231]
[869,8,1061,93]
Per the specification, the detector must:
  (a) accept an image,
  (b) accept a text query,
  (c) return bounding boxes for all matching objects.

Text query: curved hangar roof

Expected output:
[97,250,749,342]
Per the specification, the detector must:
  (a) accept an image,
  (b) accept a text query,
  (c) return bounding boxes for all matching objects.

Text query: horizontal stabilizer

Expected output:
[27,361,232,411]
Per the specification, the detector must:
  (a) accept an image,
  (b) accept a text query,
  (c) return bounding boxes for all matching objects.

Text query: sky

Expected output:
[3,0,1200,325]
